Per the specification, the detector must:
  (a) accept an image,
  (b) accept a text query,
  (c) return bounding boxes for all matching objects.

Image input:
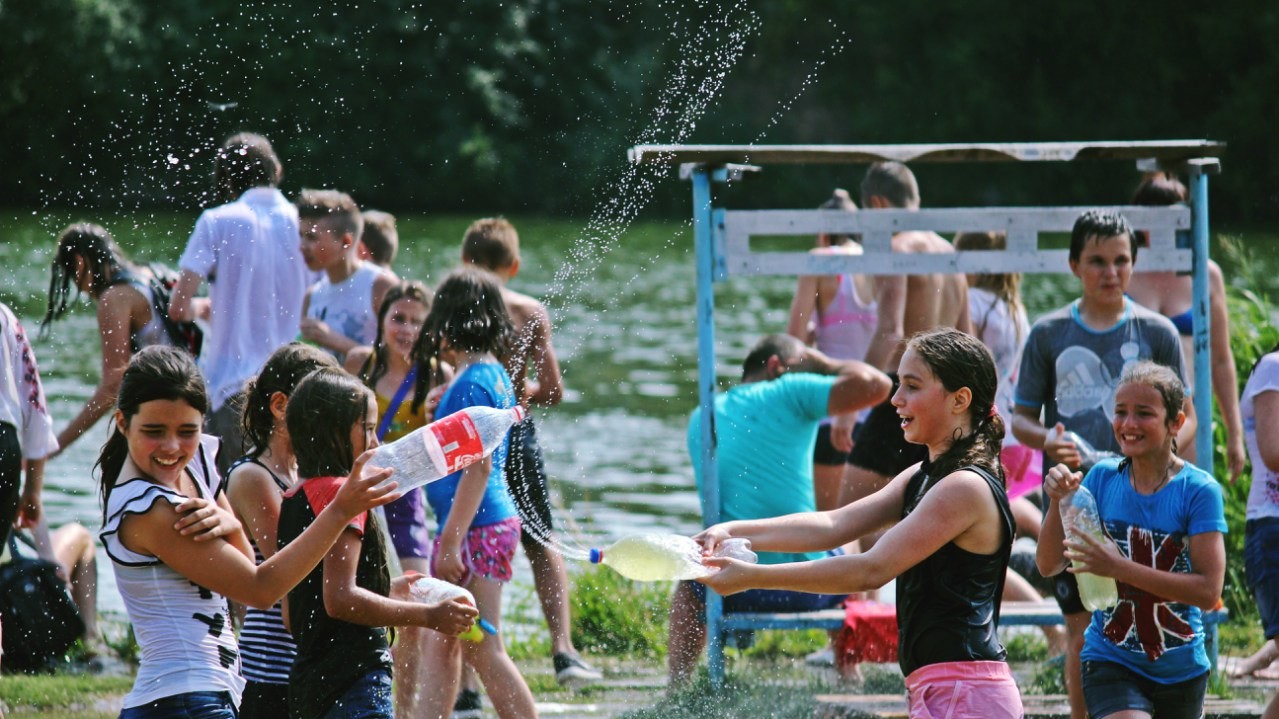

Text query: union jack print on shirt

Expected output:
[1099,521,1195,662]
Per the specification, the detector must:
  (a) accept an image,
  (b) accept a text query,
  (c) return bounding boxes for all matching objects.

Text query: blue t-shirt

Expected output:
[424,363,518,528]
[1078,458,1227,683]
[687,372,835,566]
[1015,298,1186,462]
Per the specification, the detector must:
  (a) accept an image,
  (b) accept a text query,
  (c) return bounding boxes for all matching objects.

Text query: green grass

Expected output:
[0,674,132,710]
[740,629,827,660]
[1004,633,1051,663]
[621,670,823,719]
[570,566,673,659]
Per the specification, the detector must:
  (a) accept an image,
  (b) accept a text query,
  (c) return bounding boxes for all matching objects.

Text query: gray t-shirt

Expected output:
[1015,298,1186,457]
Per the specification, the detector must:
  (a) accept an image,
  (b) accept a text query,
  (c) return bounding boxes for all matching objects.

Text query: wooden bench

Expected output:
[720,601,1230,672]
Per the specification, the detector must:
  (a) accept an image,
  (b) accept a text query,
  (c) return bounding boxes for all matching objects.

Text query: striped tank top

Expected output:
[226,457,298,685]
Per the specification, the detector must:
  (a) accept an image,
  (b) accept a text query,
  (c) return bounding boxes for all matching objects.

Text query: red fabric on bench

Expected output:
[835,599,899,671]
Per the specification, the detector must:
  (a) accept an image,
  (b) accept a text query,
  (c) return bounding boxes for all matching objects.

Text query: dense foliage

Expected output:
[2,1,1277,218]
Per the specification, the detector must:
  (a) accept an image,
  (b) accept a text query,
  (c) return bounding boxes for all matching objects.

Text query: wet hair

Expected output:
[410,267,513,412]
[1117,361,1185,426]
[42,222,135,334]
[1115,361,1186,466]
[213,132,282,205]
[1069,209,1137,264]
[741,334,804,381]
[1131,173,1188,206]
[286,367,391,599]
[905,328,1004,483]
[240,343,339,458]
[358,281,432,387]
[860,161,920,209]
[361,210,399,266]
[461,217,519,271]
[819,188,859,246]
[296,189,364,242]
[953,231,1024,344]
[96,346,209,516]
[1130,173,1189,247]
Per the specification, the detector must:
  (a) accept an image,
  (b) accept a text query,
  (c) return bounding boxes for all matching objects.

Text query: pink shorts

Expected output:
[905,661,1023,719]
[1001,444,1043,501]
[431,516,522,585]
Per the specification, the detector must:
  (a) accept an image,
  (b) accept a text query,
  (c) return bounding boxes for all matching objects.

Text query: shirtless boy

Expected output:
[461,217,602,688]
[841,162,972,506]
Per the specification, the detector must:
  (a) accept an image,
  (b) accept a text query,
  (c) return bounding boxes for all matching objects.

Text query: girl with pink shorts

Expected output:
[699,329,1024,718]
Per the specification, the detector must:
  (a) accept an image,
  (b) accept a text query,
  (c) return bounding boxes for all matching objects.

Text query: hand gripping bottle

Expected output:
[588,534,758,582]
[371,405,526,492]
[408,577,498,642]
[1060,485,1119,611]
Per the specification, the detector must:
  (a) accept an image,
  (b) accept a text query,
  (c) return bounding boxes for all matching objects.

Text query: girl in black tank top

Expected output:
[697,329,1023,718]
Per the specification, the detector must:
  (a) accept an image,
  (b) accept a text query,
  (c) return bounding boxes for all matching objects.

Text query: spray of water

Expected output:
[510,6,852,562]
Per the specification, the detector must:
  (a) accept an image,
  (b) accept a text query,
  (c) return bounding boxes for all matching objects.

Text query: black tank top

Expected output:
[896,462,1014,677]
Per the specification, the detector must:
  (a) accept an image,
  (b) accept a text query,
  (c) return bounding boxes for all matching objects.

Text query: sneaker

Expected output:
[804,646,836,667]
[452,688,483,719]
[553,652,603,688]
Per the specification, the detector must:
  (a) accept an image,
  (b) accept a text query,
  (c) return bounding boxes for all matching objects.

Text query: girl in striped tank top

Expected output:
[223,343,340,719]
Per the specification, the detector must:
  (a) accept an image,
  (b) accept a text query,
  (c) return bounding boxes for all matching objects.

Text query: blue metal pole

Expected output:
[1188,164,1212,470]
[691,165,726,687]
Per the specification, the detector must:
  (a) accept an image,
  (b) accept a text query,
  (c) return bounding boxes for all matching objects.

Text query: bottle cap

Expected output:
[477,618,498,635]
[588,548,603,564]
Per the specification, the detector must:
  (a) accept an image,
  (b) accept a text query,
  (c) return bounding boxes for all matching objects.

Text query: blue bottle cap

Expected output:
[589,548,603,564]
[478,618,498,636]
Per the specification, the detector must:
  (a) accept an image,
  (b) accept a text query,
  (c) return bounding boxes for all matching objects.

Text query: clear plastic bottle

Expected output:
[1060,485,1119,611]
[1065,431,1120,473]
[408,577,497,642]
[588,534,757,582]
[370,405,526,491]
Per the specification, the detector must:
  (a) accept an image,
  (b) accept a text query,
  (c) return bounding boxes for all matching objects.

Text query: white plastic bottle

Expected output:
[408,577,497,642]
[1060,485,1119,612]
[371,405,526,491]
[588,534,757,582]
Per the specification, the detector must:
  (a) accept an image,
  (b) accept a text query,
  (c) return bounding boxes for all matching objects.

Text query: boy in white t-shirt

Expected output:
[297,190,396,361]
[171,133,309,474]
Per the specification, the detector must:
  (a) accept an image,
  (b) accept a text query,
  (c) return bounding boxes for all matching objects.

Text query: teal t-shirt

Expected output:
[687,372,835,565]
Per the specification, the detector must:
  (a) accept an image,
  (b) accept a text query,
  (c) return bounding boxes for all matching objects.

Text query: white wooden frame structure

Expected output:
[628,141,1225,687]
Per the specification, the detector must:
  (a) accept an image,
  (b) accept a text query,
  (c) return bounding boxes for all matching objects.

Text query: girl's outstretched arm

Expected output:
[123,450,399,609]
[56,286,136,452]
[696,462,915,556]
[700,468,997,596]
[320,530,477,634]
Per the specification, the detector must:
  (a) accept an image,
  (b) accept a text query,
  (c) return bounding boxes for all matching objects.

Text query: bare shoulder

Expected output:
[344,345,373,374]
[500,287,549,328]
[892,230,953,254]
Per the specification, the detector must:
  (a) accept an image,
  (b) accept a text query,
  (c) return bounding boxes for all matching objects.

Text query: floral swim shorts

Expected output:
[431,516,523,584]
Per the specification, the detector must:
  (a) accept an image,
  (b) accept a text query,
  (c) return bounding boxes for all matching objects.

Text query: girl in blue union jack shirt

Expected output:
[1040,361,1226,719]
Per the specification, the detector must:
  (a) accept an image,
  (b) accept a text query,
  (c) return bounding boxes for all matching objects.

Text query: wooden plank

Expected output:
[628,140,1225,166]
[721,249,1193,277]
[719,206,1190,236]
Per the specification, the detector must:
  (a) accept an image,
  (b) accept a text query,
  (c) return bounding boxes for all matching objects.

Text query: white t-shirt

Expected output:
[304,260,383,354]
[180,187,308,410]
[1242,353,1279,520]
[969,288,1029,447]
[0,303,56,459]
[100,435,245,708]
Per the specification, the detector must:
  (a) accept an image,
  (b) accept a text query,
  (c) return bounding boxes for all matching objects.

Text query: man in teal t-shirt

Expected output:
[669,334,890,686]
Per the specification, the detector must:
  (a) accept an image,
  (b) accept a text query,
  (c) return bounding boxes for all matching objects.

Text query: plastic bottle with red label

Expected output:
[370,405,526,492]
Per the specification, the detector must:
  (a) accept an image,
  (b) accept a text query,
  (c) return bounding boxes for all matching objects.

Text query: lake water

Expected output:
[1,208,1273,618]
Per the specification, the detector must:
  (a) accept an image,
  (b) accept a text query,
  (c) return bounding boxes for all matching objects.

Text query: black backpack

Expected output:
[0,536,85,673]
[112,263,204,357]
